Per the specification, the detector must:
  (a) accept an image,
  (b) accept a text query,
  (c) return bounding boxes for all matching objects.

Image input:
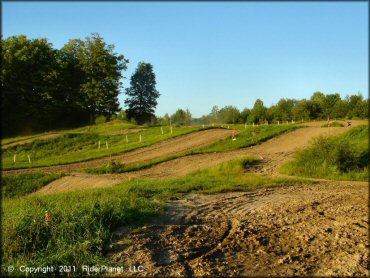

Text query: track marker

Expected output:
[106,141,109,149]
[28,154,31,163]
[98,141,101,149]
[126,135,128,143]
[13,154,16,163]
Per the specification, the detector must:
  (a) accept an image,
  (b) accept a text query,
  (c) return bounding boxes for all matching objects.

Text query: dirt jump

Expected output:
[35,120,366,195]
[9,121,370,275]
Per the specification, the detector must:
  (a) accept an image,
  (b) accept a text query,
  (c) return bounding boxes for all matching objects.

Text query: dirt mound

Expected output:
[2,133,62,149]
[29,122,366,195]
[3,128,232,176]
[108,181,368,276]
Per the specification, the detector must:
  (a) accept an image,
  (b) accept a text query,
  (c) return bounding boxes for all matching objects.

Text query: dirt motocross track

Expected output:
[109,181,368,277]
[5,121,369,276]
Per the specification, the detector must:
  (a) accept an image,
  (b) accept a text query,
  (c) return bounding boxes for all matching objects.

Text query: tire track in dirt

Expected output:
[108,181,368,276]
[32,121,366,195]
[3,129,232,176]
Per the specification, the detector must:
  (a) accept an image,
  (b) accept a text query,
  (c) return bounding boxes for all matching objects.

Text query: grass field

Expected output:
[280,125,369,181]
[2,157,311,276]
[1,123,207,170]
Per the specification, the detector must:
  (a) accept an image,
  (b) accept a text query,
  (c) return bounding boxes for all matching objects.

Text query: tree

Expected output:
[249,99,266,124]
[125,62,160,124]
[219,106,240,124]
[79,33,128,124]
[172,108,191,125]
[1,35,60,135]
[210,105,219,124]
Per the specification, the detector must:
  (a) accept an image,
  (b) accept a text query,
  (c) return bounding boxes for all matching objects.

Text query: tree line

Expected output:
[1,34,160,136]
[161,91,368,126]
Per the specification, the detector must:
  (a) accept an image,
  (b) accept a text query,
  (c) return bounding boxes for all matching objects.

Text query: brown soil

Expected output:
[1,133,62,149]
[3,129,232,176]
[31,121,367,195]
[108,181,368,276]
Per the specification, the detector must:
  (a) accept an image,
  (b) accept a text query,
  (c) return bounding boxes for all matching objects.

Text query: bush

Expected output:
[95,115,107,124]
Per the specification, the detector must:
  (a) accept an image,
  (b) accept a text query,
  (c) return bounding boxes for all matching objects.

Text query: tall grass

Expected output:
[2,173,64,198]
[280,125,369,181]
[2,157,311,275]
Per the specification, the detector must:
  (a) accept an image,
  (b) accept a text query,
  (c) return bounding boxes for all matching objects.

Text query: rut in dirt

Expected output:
[108,182,368,277]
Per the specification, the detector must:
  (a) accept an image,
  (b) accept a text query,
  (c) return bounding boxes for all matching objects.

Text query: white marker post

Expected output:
[139,134,142,142]
[253,122,255,127]
[98,141,101,149]
[106,141,109,149]
[126,135,128,143]
[245,123,247,129]
[170,126,173,134]
[13,154,16,163]
[28,154,31,164]
[161,127,164,134]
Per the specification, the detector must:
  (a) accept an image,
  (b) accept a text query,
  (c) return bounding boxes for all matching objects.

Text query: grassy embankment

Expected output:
[86,124,299,174]
[280,125,369,181]
[1,122,208,170]
[2,157,312,276]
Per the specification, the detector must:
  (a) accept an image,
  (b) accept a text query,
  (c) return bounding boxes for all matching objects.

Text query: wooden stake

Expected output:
[98,141,101,149]
[126,135,128,143]
[28,154,31,164]
[13,154,16,163]
[139,134,142,142]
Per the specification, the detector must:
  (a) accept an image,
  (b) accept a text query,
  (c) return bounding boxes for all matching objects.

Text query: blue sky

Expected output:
[3,2,368,117]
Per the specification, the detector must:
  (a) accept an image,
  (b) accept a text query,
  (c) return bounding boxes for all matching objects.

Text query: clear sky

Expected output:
[3,1,368,117]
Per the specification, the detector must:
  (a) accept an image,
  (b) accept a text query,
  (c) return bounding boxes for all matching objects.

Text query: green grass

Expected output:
[280,125,369,181]
[321,121,345,127]
[191,124,299,154]
[2,157,312,275]
[1,125,208,170]
[2,173,64,199]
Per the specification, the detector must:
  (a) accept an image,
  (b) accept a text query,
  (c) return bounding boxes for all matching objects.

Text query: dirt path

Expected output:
[32,121,367,195]
[3,129,232,176]
[108,181,368,276]
[1,133,63,149]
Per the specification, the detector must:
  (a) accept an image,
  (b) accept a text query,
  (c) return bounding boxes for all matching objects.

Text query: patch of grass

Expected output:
[321,121,345,127]
[191,125,299,154]
[2,173,64,198]
[2,157,312,275]
[280,125,369,181]
[2,126,208,170]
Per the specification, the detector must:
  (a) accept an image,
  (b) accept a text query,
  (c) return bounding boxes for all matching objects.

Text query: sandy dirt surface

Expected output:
[108,181,368,277]
[29,121,367,195]
[3,129,232,176]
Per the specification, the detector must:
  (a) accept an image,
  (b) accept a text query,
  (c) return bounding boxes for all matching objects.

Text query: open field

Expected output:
[1,120,368,276]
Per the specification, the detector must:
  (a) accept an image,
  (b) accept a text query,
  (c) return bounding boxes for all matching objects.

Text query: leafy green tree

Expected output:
[249,99,266,124]
[240,108,251,123]
[322,93,341,120]
[171,108,192,125]
[79,33,128,123]
[275,98,296,121]
[125,62,160,125]
[210,105,219,124]
[1,35,59,135]
[218,106,240,124]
